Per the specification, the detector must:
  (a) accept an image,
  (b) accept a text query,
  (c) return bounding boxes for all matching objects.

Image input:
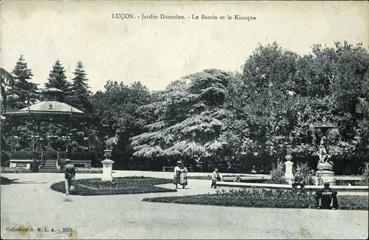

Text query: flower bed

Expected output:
[143,188,368,210]
[50,176,176,195]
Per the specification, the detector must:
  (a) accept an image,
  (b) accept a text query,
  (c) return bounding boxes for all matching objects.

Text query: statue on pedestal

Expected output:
[313,120,337,185]
[318,136,333,165]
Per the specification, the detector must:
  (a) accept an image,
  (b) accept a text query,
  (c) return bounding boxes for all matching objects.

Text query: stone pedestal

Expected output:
[101,149,114,182]
[316,162,336,185]
[284,154,294,184]
[284,160,294,184]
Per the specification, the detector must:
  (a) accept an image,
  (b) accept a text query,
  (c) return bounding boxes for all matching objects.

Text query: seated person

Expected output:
[292,169,305,190]
[315,181,339,209]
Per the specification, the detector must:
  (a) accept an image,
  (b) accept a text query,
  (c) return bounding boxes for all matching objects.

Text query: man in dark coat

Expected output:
[315,181,339,209]
[64,159,76,195]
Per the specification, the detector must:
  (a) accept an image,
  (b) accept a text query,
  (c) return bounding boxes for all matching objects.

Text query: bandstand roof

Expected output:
[22,101,83,113]
[4,101,85,117]
[4,87,87,118]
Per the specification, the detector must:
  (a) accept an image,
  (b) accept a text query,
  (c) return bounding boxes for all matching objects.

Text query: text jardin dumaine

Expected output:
[112,13,256,21]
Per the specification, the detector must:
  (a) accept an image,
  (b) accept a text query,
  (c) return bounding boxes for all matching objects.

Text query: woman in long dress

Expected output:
[173,161,181,189]
[179,164,188,189]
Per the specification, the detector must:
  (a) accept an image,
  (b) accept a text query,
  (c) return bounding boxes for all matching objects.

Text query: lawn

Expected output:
[143,188,368,210]
[50,176,176,195]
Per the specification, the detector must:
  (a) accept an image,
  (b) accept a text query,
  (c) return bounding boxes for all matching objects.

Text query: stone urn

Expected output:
[104,149,112,158]
[284,154,294,184]
[101,149,114,182]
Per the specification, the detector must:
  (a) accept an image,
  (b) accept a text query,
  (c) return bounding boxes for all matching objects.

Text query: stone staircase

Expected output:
[39,159,59,173]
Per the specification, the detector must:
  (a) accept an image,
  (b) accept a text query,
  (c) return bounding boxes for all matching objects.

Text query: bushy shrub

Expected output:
[295,162,315,185]
[269,161,288,184]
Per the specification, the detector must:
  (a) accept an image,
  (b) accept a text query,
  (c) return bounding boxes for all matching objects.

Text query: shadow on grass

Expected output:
[0,176,15,185]
[50,176,177,196]
[1,177,48,185]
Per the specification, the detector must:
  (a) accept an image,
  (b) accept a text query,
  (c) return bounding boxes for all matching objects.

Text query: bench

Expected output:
[162,166,174,172]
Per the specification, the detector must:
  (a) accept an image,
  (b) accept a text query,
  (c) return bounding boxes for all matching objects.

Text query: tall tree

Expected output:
[0,68,14,113]
[131,69,232,171]
[8,56,38,109]
[69,61,92,112]
[226,43,299,171]
[91,80,151,169]
[45,60,70,94]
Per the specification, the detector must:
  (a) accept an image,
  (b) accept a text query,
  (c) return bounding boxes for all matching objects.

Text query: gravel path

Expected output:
[1,171,368,239]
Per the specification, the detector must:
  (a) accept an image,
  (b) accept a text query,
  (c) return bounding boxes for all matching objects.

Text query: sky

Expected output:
[0,1,368,93]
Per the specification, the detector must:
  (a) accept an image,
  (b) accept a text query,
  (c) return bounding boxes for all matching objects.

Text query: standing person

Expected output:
[179,163,188,189]
[64,159,76,195]
[315,181,339,209]
[211,168,221,188]
[173,161,181,189]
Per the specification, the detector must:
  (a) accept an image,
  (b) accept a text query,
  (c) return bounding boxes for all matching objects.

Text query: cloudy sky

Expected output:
[1,1,368,93]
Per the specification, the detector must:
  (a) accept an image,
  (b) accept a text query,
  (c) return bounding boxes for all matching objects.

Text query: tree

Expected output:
[45,60,70,93]
[68,61,92,112]
[226,43,299,171]
[90,80,151,169]
[225,42,369,174]
[131,69,233,171]
[0,68,14,113]
[7,56,38,109]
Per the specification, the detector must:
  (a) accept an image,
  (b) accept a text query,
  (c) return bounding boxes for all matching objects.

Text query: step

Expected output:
[38,169,59,173]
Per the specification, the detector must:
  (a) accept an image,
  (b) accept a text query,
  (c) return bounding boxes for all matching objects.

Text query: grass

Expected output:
[50,176,176,195]
[143,188,368,210]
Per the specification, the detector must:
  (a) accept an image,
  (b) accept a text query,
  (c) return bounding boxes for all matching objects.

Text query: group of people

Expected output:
[173,161,222,189]
[173,161,188,189]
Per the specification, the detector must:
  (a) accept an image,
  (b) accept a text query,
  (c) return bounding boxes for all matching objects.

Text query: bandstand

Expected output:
[3,88,94,172]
